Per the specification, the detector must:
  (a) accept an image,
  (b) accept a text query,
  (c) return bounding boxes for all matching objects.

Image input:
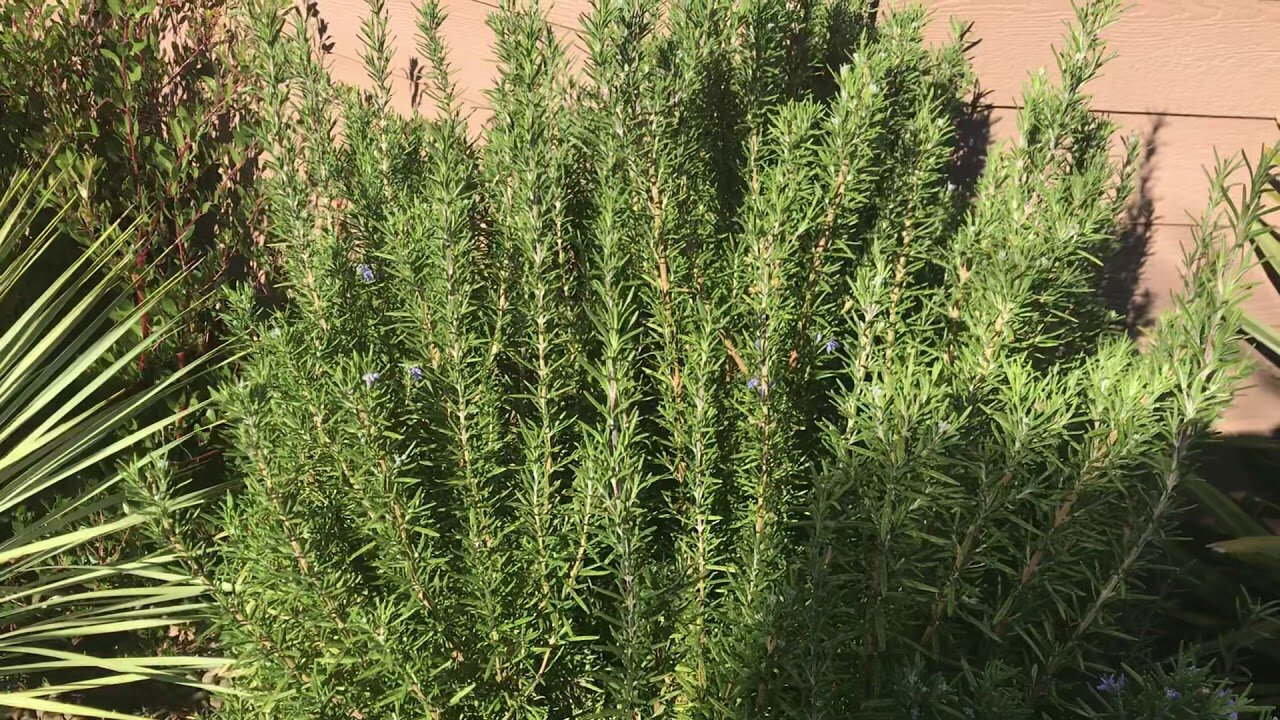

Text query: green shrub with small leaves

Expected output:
[0,0,267,385]
[163,0,1270,716]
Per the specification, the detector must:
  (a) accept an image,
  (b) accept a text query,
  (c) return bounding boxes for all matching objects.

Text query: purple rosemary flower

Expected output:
[747,377,764,396]
[823,338,839,354]
[362,371,380,389]
[358,263,375,282]
[1095,674,1126,694]
[409,365,424,382]
[1165,688,1181,701]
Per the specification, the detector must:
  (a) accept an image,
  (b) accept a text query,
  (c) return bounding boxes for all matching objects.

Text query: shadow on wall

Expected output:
[1104,113,1161,337]
[948,85,992,203]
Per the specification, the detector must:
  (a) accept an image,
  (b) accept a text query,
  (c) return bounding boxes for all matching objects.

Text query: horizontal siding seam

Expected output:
[983,101,1277,124]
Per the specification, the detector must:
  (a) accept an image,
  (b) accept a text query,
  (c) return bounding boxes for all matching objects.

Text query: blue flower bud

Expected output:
[1095,674,1126,694]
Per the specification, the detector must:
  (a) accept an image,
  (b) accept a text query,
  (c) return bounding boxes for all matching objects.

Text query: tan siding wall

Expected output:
[315,0,1280,433]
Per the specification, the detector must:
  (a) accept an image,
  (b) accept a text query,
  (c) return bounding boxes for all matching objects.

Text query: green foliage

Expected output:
[1164,145,1280,703]
[1076,654,1265,720]
[0,4,262,710]
[0,0,266,383]
[1238,144,1280,359]
[0,166,224,719]
[187,0,1263,716]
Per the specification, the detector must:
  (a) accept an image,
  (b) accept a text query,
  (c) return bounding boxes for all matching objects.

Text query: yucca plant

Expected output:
[0,164,225,719]
[187,0,1268,716]
[1239,144,1280,359]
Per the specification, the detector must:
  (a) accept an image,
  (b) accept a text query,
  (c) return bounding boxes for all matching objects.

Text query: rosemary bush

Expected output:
[174,0,1267,716]
[1164,146,1280,703]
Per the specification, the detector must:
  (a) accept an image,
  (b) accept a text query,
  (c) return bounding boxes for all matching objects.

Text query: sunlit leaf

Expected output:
[0,164,215,712]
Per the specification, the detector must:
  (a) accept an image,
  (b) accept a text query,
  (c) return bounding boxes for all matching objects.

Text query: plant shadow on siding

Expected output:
[947,85,992,203]
[1104,115,1160,337]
